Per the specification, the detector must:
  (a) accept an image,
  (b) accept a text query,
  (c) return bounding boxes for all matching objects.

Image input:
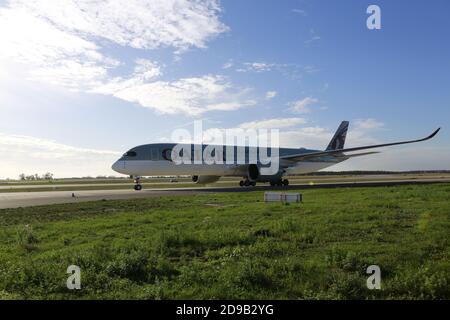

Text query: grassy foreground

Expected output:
[0,184,449,299]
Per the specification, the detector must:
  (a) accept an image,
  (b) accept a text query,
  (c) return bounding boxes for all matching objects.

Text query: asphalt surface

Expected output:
[0,179,449,209]
[1,175,448,189]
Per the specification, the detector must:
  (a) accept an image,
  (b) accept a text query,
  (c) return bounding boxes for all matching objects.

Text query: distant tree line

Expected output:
[19,172,54,181]
[11,170,449,181]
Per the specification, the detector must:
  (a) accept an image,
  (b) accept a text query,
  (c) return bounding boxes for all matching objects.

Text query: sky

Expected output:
[0,0,449,178]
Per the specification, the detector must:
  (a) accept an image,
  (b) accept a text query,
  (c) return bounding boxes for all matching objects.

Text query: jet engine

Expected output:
[192,175,221,184]
[247,164,260,181]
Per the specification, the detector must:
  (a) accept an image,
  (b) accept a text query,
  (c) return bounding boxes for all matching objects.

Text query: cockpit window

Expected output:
[124,151,137,157]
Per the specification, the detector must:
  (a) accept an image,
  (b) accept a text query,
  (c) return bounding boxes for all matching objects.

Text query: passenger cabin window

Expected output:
[124,151,137,157]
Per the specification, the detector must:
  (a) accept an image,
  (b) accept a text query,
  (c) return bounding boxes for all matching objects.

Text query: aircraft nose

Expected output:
[111,160,123,173]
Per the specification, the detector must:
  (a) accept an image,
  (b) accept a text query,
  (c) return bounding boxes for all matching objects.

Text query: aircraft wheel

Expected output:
[244,180,250,187]
[239,180,244,187]
[282,179,289,186]
[134,184,142,191]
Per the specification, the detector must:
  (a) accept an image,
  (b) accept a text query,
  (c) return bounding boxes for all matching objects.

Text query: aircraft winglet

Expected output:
[282,127,441,161]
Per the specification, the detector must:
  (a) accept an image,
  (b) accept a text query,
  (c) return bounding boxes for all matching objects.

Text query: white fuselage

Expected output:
[111,143,346,180]
[111,159,341,177]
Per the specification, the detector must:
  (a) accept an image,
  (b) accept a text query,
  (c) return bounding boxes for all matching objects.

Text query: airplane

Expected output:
[111,121,440,190]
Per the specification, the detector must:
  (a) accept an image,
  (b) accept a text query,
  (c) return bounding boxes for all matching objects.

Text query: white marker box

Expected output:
[264,192,302,203]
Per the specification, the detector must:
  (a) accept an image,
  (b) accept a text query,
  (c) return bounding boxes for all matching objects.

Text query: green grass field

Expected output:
[0,183,449,299]
[1,173,449,193]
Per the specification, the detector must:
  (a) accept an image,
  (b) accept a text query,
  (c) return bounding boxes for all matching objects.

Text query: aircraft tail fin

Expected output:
[326,121,349,151]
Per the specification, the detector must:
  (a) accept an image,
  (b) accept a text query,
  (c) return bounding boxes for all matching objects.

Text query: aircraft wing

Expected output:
[281,128,440,162]
[337,151,380,159]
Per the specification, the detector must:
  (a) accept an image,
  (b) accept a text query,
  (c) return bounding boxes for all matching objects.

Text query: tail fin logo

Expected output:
[326,121,349,151]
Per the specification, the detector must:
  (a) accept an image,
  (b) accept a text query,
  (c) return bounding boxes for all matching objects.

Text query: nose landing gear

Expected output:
[133,176,142,191]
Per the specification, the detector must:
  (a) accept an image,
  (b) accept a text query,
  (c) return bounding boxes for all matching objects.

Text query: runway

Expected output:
[0,178,449,209]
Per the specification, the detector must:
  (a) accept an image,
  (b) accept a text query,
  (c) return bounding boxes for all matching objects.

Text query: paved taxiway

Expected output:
[0,179,449,209]
[1,174,447,190]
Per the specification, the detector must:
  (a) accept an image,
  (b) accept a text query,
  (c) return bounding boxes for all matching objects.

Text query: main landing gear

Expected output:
[238,178,290,187]
[239,179,256,187]
[270,179,289,187]
[133,176,142,191]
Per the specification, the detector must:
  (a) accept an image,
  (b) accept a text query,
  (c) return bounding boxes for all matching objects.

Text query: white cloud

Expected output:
[344,118,385,147]
[0,132,121,178]
[304,29,321,46]
[94,75,256,116]
[246,62,274,72]
[0,0,229,95]
[133,59,163,80]
[288,97,319,114]
[291,9,307,16]
[354,118,385,130]
[304,35,321,45]
[88,59,162,96]
[200,118,387,150]
[29,61,111,90]
[222,60,234,69]
[239,118,306,130]
[236,61,313,81]
[277,127,332,149]
[200,120,327,148]
[0,0,253,117]
[265,91,277,99]
[5,0,227,51]
[238,62,276,73]
[0,5,117,90]
[0,132,120,157]
[303,65,320,74]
